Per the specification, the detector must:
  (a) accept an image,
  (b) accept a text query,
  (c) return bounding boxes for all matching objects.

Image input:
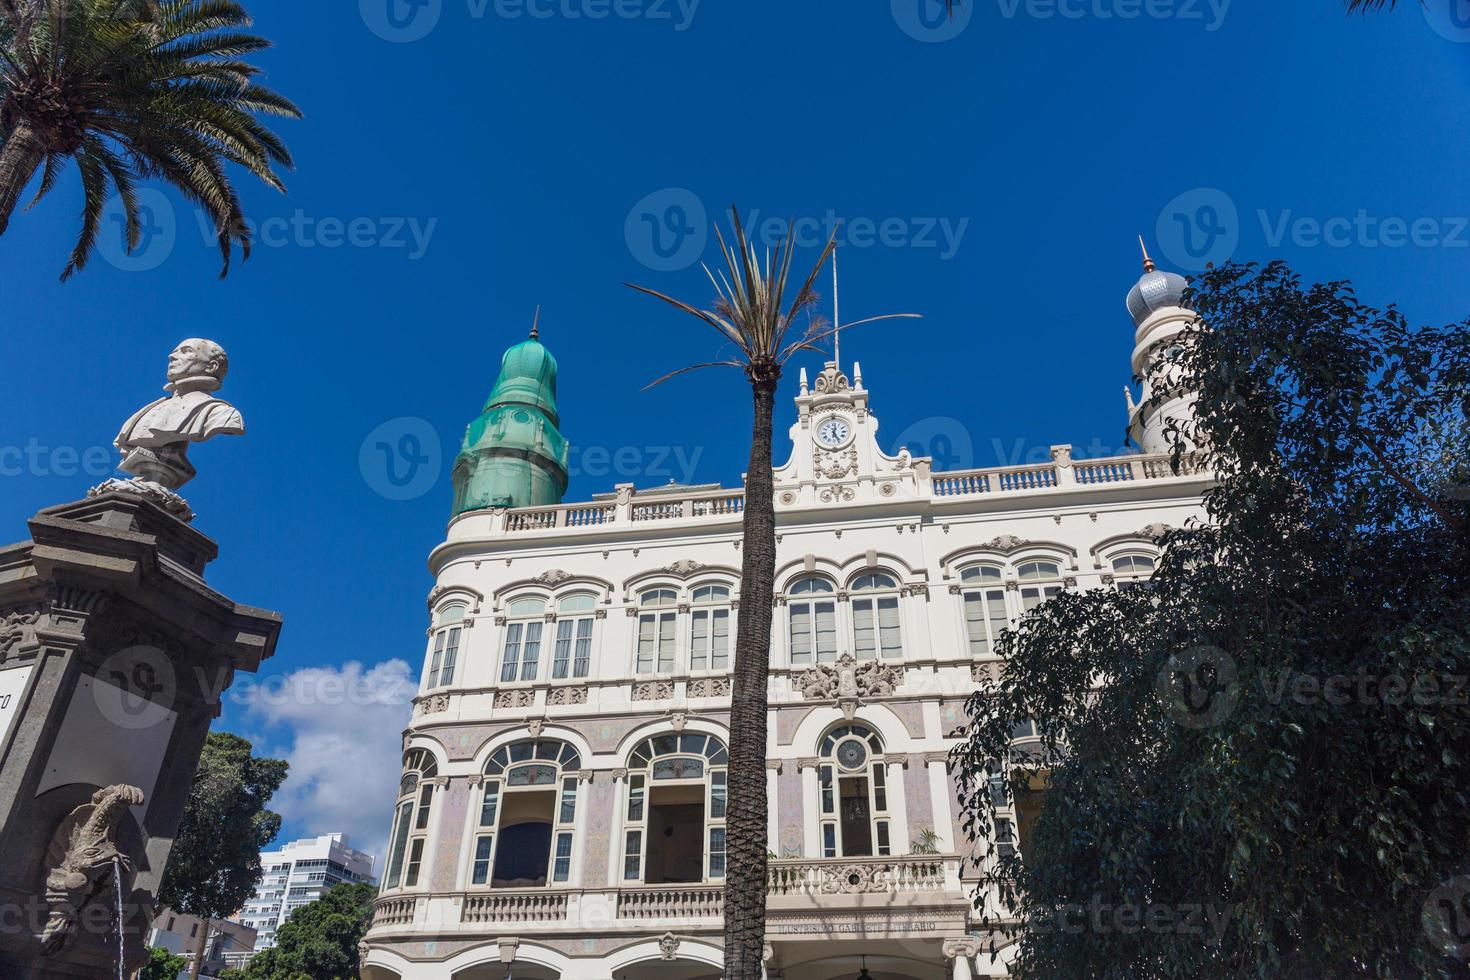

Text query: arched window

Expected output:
[849,573,903,660]
[500,597,547,683]
[621,733,729,884]
[427,604,465,689]
[959,564,1009,657]
[788,577,837,666]
[817,724,892,858]
[635,588,679,674]
[469,739,583,889]
[689,585,732,672]
[1111,553,1157,591]
[1016,560,1064,614]
[384,749,438,891]
[552,594,596,680]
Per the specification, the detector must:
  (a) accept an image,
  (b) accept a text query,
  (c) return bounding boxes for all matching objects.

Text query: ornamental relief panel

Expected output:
[546,686,588,706]
[632,681,675,702]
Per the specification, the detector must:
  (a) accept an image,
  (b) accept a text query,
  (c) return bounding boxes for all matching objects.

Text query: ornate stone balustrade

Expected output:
[766,855,959,897]
[476,451,1207,538]
[462,889,571,924]
[371,896,420,929]
[616,884,724,920]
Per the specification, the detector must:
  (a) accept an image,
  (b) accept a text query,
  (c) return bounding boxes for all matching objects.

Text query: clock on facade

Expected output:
[816,417,851,448]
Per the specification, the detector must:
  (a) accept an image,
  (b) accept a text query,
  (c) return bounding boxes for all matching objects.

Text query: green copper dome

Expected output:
[451,329,569,517]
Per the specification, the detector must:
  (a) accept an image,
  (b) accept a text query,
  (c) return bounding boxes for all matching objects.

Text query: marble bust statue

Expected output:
[112,339,244,494]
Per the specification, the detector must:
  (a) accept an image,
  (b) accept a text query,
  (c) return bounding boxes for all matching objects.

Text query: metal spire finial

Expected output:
[1138,235,1157,273]
[831,247,841,371]
[529,305,541,340]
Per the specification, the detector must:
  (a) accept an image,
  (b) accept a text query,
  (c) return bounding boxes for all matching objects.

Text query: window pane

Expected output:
[500,623,523,684]
[964,593,989,655]
[815,602,837,661]
[507,598,546,616]
[711,610,730,670]
[623,831,642,880]
[962,565,1002,582]
[789,604,812,664]
[415,785,434,830]
[553,833,573,882]
[429,632,446,688]
[876,821,891,856]
[553,619,573,679]
[822,824,837,858]
[878,597,902,658]
[820,765,834,815]
[385,801,413,888]
[637,615,656,674]
[471,835,494,885]
[691,610,709,671]
[657,613,675,672]
[440,628,460,685]
[852,599,876,659]
[627,776,645,822]
[521,622,542,681]
[710,771,727,820]
[403,838,425,887]
[574,618,593,678]
[479,784,500,828]
[709,828,727,879]
[987,591,1009,641]
[558,593,596,613]
[559,779,577,824]
[438,604,466,625]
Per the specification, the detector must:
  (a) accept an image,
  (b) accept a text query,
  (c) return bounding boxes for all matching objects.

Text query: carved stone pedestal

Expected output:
[0,492,281,978]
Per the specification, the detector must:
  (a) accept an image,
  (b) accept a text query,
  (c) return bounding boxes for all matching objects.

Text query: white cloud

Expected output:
[237,659,417,873]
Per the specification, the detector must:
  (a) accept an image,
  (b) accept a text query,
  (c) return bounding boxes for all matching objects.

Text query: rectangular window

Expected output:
[791,602,837,665]
[709,828,727,879]
[553,619,574,679]
[414,785,433,830]
[996,818,1017,859]
[819,765,834,815]
[438,627,460,686]
[964,589,1009,656]
[710,771,727,820]
[876,820,891,856]
[385,803,411,888]
[852,599,877,659]
[471,835,494,885]
[627,775,645,822]
[428,632,446,687]
[552,833,573,883]
[479,784,500,828]
[573,618,592,678]
[877,597,901,658]
[559,778,578,824]
[637,612,676,674]
[691,609,730,672]
[872,764,888,813]
[821,823,837,859]
[520,622,542,681]
[623,831,643,880]
[500,623,523,684]
[403,838,425,887]
[1021,585,1061,614]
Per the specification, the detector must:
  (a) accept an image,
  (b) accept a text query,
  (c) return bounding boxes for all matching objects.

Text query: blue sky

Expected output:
[4,0,1469,862]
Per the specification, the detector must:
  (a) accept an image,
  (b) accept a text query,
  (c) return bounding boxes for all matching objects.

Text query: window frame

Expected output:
[620,732,730,884]
[688,584,734,673]
[552,592,598,680]
[468,739,584,890]
[816,723,892,860]
[787,576,838,667]
[634,588,680,675]
[426,604,466,690]
[499,595,549,684]
[847,572,904,661]
[382,749,438,893]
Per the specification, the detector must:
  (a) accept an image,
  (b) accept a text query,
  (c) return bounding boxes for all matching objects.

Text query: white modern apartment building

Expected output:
[361,255,1208,980]
[238,833,377,951]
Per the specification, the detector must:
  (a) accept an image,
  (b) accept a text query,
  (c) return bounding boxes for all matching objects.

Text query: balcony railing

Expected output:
[370,895,418,928]
[767,854,958,897]
[458,450,1208,539]
[616,883,724,920]
[462,889,570,923]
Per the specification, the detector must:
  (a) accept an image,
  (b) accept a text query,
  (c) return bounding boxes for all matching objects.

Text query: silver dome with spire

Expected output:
[1126,237,1189,326]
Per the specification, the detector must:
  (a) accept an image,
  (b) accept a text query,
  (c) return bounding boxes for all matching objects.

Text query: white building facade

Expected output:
[362,260,1208,980]
[238,833,377,952]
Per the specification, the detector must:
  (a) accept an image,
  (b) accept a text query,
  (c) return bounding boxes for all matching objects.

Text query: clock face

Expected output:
[836,738,868,771]
[817,417,851,448]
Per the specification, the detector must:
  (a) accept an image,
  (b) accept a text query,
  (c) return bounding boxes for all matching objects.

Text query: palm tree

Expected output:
[0,0,299,279]
[629,207,916,980]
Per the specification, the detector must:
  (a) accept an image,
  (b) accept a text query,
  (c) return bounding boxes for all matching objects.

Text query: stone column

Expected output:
[0,493,282,978]
[944,939,979,980]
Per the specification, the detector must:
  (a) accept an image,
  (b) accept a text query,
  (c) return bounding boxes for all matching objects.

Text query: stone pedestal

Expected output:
[0,492,281,978]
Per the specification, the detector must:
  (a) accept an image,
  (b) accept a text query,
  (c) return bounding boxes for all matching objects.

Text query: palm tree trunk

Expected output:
[187,917,209,980]
[725,370,779,980]
[0,121,45,236]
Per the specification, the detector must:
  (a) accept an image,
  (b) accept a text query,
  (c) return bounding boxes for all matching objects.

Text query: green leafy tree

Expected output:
[954,261,1470,978]
[139,945,189,980]
[158,731,287,980]
[0,0,300,279]
[629,208,914,980]
[239,882,374,980]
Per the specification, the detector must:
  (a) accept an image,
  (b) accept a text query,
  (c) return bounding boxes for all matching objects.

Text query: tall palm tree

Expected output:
[0,0,299,279]
[629,207,916,980]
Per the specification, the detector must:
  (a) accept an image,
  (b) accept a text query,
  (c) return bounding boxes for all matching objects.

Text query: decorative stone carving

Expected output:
[94,339,244,521]
[943,937,981,961]
[879,482,897,496]
[982,534,1029,553]
[818,485,855,504]
[796,653,901,701]
[780,491,796,505]
[413,694,450,716]
[814,445,858,480]
[687,677,731,698]
[533,569,574,586]
[972,661,1002,683]
[0,609,41,659]
[527,717,545,739]
[820,863,889,894]
[546,686,588,706]
[632,681,674,702]
[812,363,850,394]
[1136,522,1174,540]
[669,711,688,733]
[659,932,681,960]
[494,690,534,709]
[665,559,705,577]
[41,784,145,954]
